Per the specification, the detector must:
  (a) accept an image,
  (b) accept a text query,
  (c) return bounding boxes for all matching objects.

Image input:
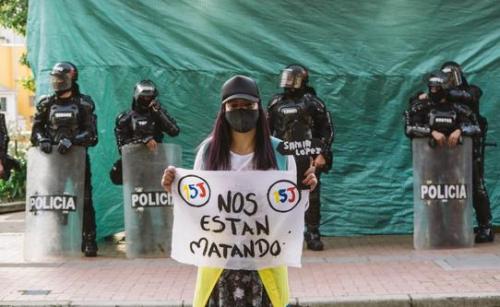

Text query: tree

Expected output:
[0,0,28,36]
[0,0,34,92]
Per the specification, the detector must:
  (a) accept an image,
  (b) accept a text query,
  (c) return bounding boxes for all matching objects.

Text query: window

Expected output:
[0,97,6,112]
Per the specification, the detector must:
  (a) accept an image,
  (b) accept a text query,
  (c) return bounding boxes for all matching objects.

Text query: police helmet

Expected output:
[133,80,158,104]
[279,64,309,89]
[441,61,463,87]
[50,62,78,93]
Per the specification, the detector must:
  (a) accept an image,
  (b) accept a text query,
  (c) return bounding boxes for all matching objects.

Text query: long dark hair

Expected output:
[204,102,277,171]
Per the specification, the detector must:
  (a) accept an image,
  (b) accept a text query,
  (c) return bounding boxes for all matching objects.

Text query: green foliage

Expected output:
[18,75,35,92]
[0,0,28,36]
[18,52,29,67]
[0,123,30,202]
[0,153,26,201]
[1,0,34,92]
[18,53,36,91]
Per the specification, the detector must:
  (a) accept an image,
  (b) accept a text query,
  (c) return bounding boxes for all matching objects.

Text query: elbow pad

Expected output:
[406,126,430,137]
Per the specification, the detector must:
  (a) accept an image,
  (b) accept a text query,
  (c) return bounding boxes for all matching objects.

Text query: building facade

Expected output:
[0,27,35,132]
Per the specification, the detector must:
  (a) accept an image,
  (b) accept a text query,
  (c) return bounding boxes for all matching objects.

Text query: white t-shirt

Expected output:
[193,143,296,172]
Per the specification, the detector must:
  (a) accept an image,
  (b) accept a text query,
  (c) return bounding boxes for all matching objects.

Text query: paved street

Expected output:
[1,211,500,306]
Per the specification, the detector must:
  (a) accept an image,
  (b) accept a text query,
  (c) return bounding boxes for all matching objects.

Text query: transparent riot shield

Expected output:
[122,143,182,258]
[24,146,86,261]
[412,137,473,249]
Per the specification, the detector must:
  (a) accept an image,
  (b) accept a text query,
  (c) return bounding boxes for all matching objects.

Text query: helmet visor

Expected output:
[442,66,463,87]
[50,74,72,92]
[280,69,303,89]
[137,94,155,106]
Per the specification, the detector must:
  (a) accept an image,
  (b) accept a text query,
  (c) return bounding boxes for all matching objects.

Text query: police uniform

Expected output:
[31,91,98,255]
[442,63,493,242]
[267,65,334,251]
[31,61,99,257]
[114,101,179,150]
[110,80,179,185]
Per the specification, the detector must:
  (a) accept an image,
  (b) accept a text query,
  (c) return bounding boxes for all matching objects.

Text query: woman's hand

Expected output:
[161,166,176,193]
[302,160,318,191]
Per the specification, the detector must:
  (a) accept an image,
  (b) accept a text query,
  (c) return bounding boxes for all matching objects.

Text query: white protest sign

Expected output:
[171,168,308,270]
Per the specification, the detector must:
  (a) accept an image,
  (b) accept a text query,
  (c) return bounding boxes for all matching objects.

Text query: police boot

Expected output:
[82,232,98,257]
[474,224,495,243]
[304,227,324,251]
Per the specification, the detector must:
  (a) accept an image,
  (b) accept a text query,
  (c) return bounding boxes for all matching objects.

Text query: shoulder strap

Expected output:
[271,137,288,170]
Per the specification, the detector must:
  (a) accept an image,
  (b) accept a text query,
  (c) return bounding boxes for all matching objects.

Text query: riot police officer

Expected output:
[31,62,99,257]
[405,70,480,143]
[267,64,334,251]
[440,62,494,243]
[110,80,179,184]
[0,113,19,180]
[405,71,482,248]
[0,114,7,179]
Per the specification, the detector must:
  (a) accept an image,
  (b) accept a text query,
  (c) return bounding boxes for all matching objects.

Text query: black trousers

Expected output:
[295,155,323,231]
[305,170,322,230]
[472,134,491,226]
[83,153,96,237]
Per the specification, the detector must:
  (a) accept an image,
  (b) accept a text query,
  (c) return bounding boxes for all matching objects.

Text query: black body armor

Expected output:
[114,100,179,151]
[31,94,98,147]
[267,93,334,171]
[404,98,480,138]
[429,109,457,136]
[0,113,20,180]
[110,98,179,185]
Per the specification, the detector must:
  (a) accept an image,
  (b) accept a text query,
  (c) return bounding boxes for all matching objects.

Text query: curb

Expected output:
[295,293,500,307]
[294,295,410,306]
[410,293,500,306]
[2,294,500,307]
[0,301,185,307]
[0,201,25,214]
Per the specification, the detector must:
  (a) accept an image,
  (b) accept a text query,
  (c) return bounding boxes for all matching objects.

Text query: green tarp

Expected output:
[27,0,500,238]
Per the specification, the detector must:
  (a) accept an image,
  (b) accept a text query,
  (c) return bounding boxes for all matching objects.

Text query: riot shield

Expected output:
[122,143,182,258]
[24,146,86,261]
[412,137,473,249]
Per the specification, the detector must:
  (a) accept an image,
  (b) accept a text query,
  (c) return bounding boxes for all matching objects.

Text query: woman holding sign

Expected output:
[162,75,317,307]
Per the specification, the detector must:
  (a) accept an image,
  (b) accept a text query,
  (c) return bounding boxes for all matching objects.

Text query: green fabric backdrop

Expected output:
[26,0,500,238]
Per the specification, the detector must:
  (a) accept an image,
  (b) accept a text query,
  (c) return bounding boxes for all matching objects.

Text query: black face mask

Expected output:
[429,90,446,103]
[55,89,72,97]
[225,109,259,133]
[284,87,304,98]
[135,96,154,112]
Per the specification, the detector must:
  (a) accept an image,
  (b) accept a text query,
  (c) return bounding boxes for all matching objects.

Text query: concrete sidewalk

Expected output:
[1,212,500,306]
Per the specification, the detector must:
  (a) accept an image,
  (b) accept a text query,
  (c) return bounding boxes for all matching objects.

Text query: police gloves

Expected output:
[57,138,72,154]
[39,140,52,154]
[149,100,161,112]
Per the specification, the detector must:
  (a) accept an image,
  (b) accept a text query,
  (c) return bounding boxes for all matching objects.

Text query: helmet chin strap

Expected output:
[134,99,150,112]
[285,87,304,98]
[56,90,73,98]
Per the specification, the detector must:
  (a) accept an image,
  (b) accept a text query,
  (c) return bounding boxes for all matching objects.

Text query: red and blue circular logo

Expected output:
[178,175,211,207]
[267,180,301,212]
